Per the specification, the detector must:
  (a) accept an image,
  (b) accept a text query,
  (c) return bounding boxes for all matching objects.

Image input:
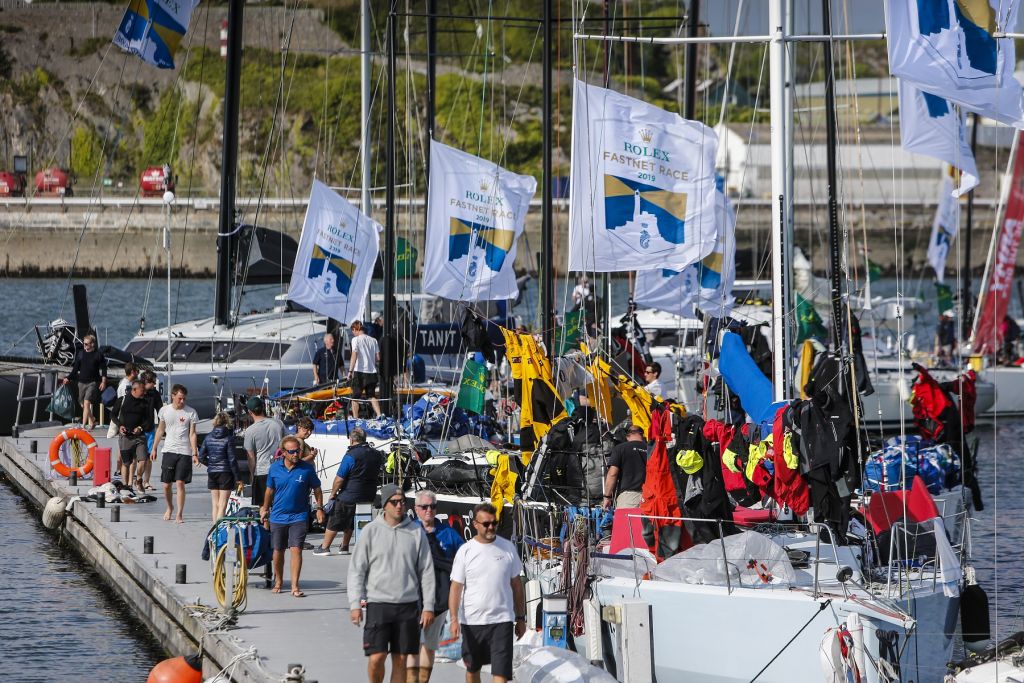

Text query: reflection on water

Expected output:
[0,478,163,680]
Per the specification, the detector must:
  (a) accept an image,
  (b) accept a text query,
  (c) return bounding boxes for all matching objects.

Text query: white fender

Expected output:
[846,612,867,678]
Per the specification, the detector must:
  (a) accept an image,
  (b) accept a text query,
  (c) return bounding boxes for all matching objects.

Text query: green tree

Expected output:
[70,125,103,180]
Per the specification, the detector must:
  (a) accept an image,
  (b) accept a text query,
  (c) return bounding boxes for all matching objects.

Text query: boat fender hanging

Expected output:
[146,654,202,683]
[42,496,67,529]
[49,428,96,478]
[961,576,992,654]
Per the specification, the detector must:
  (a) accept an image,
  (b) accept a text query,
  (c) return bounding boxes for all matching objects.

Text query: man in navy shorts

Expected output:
[260,435,325,597]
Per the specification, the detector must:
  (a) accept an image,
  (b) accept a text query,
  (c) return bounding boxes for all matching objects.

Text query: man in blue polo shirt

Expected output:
[314,427,383,556]
[260,435,325,597]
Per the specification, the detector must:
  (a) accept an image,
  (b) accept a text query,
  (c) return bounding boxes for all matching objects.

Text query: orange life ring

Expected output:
[49,428,96,478]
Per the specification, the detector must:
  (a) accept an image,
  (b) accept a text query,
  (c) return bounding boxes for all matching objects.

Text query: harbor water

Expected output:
[0,476,164,681]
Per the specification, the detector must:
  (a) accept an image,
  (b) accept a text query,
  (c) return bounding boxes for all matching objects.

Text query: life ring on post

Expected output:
[49,428,96,478]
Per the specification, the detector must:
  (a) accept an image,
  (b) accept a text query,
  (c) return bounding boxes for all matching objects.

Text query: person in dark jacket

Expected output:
[140,370,163,491]
[407,489,464,683]
[313,427,383,555]
[115,380,154,489]
[198,411,241,521]
[63,333,107,430]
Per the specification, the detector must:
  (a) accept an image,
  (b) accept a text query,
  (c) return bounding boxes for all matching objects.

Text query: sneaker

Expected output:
[339,547,350,555]
[312,546,331,556]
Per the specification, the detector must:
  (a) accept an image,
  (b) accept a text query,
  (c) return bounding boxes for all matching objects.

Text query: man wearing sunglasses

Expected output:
[643,361,663,397]
[260,435,324,597]
[407,490,464,683]
[348,484,435,683]
[449,503,525,683]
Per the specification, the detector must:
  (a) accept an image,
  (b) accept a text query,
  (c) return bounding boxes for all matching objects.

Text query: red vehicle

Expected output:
[140,165,175,197]
[0,171,26,197]
[35,167,73,196]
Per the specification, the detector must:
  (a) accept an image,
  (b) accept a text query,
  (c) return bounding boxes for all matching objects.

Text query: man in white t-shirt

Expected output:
[449,503,525,683]
[150,384,199,523]
[643,361,664,398]
[348,320,382,419]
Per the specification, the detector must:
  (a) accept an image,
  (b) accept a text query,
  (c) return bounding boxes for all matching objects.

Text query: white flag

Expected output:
[568,79,719,272]
[287,180,381,323]
[927,173,960,282]
[886,0,1024,128]
[635,183,735,317]
[423,140,536,301]
[635,267,698,319]
[898,79,979,196]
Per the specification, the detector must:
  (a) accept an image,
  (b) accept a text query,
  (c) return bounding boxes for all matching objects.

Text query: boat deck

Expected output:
[0,425,469,682]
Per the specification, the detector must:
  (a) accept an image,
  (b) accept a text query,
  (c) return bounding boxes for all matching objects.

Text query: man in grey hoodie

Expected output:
[348,484,436,683]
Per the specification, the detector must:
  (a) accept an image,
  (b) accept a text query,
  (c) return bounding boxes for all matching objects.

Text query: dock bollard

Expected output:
[96,493,105,508]
[110,505,120,523]
[175,564,187,584]
[69,471,77,487]
[143,536,154,554]
[29,440,37,453]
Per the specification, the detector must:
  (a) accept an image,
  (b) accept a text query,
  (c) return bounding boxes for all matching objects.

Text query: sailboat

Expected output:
[571,2,972,681]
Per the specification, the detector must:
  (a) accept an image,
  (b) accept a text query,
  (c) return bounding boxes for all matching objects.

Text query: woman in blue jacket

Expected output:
[198,412,241,521]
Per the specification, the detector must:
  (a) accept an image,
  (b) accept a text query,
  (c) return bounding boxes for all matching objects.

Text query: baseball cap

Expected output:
[246,396,265,411]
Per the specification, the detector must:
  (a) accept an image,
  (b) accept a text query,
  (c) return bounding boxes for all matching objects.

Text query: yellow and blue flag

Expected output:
[113,0,198,69]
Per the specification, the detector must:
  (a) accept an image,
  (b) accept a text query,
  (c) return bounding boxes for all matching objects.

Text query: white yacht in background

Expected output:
[124,307,326,418]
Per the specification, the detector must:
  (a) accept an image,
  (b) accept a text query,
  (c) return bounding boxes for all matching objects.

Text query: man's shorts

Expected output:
[251,474,268,506]
[421,610,448,651]
[326,501,357,532]
[160,451,193,484]
[118,434,147,463]
[207,472,237,491]
[270,520,307,551]
[363,602,420,655]
[350,371,378,398]
[78,381,100,403]
[461,622,513,679]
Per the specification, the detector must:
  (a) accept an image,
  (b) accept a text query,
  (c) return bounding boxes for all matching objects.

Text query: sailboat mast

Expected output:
[684,1,700,119]
[425,0,436,182]
[961,112,980,338]
[541,0,554,355]
[383,4,397,411]
[821,0,843,351]
[768,0,791,400]
[214,0,244,328]
[360,0,372,219]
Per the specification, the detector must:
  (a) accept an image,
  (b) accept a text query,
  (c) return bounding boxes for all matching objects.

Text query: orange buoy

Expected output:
[147,655,202,683]
[48,428,96,478]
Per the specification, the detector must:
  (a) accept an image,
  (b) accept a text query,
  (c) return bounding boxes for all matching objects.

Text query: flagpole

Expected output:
[383,3,397,412]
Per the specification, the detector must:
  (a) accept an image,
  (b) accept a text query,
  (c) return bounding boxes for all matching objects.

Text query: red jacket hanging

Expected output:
[770,405,810,516]
[641,407,691,559]
[704,419,748,493]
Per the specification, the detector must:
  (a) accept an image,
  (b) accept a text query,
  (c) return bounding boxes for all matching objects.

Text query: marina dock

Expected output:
[0,426,467,683]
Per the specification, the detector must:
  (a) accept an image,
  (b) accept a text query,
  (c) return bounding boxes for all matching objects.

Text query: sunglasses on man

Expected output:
[385,497,406,507]
[474,519,498,528]
[416,503,437,510]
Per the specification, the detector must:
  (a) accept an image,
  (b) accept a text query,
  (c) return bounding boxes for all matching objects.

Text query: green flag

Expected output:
[456,358,488,415]
[935,281,953,316]
[867,259,881,283]
[396,236,418,279]
[796,294,827,343]
[557,310,584,355]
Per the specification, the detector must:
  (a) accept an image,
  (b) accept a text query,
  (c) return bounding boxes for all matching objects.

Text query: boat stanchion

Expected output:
[175,564,187,584]
[143,536,154,554]
[110,505,120,523]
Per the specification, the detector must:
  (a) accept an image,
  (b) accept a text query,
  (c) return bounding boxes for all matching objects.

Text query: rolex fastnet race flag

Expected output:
[886,0,1024,128]
[423,140,536,301]
[113,0,198,69]
[635,181,735,317]
[927,172,960,282]
[898,79,979,196]
[287,180,381,323]
[568,79,719,272]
